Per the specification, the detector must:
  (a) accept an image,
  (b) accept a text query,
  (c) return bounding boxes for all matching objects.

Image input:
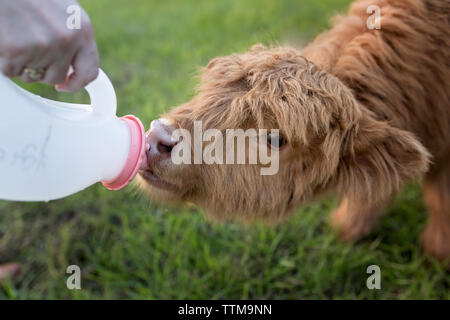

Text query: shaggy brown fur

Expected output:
[139,0,450,262]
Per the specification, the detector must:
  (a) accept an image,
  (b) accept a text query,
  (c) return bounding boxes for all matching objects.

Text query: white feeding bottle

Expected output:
[0,69,148,202]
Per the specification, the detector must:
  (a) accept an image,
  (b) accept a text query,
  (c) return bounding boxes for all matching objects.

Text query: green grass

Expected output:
[0,0,448,299]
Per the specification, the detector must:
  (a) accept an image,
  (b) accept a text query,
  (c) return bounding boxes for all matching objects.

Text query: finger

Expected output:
[41,40,78,85]
[18,46,51,83]
[20,73,39,83]
[20,64,47,83]
[41,60,71,85]
[0,54,30,78]
[55,44,99,92]
[0,58,16,77]
[20,46,52,83]
[20,69,39,83]
[0,38,34,78]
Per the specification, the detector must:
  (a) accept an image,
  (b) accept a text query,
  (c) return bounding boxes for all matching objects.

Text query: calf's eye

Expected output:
[267,134,286,149]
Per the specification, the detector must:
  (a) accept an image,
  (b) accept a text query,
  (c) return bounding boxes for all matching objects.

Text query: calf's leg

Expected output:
[422,159,450,263]
[331,196,392,242]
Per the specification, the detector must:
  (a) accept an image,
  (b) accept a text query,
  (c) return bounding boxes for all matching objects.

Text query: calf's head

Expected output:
[138,45,429,222]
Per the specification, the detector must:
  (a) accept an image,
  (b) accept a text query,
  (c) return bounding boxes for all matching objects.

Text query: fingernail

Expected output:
[55,85,68,92]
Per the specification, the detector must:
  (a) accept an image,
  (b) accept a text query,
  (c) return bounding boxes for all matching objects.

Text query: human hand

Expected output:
[0,0,99,92]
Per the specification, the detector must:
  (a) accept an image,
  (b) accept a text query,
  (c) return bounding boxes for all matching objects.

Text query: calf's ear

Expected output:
[337,108,430,204]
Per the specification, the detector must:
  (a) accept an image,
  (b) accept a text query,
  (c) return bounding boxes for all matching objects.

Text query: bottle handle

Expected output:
[85,68,117,118]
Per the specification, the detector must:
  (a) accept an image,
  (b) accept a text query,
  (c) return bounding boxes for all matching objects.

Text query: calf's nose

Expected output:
[146,119,177,160]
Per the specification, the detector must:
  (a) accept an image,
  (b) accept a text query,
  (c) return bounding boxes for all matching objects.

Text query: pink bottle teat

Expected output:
[101,115,148,190]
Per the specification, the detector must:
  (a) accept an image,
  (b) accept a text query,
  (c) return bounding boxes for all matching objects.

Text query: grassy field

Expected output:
[0,0,449,299]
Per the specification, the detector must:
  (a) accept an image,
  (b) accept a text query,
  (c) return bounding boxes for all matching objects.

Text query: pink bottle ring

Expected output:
[102,115,148,190]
